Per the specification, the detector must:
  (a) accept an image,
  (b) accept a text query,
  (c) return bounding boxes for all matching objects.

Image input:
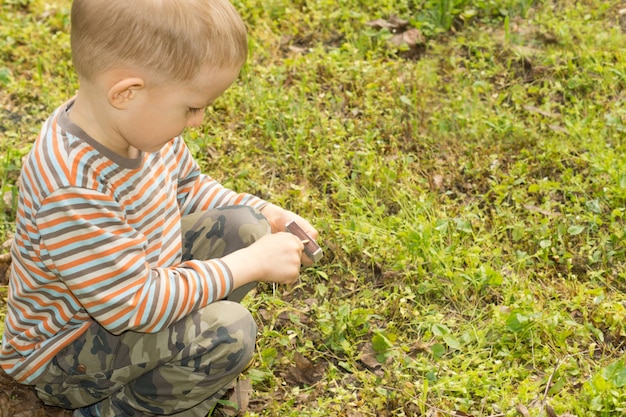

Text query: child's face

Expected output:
[118,65,240,154]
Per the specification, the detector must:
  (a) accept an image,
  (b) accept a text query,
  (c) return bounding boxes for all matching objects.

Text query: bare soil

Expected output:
[0,368,71,417]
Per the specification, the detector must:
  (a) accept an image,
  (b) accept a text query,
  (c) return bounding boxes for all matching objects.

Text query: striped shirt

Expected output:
[0,100,266,384]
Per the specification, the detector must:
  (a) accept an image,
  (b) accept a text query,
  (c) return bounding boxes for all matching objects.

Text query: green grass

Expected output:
[1,0,626,416]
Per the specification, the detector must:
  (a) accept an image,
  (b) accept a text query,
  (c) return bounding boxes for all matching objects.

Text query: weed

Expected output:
[1,0,626,415]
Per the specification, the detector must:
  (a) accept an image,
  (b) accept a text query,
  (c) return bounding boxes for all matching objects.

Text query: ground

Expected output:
[0,368,71,417]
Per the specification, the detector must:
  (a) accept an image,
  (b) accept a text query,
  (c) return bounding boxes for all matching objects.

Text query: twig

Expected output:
[541,351,588,407]
[515,404,531,417]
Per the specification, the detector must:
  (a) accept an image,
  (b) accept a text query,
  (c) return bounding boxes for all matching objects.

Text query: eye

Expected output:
[188,107,204,115]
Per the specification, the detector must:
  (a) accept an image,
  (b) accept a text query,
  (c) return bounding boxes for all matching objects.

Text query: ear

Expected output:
[107,77,145,109]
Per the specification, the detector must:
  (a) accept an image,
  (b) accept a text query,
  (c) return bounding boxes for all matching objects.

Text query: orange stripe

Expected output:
[70,146,89,178]
[129,163,166,203]
[130,274,160,327]
[110,166,139,189]
[196,265,209,305]
[204,185,220,207]
[16,264,49,289]
[65,249,145,290]
[82,273,144,312]
[16,289,73,324]
[233,194,244,205]
[37,216,111,237]
[160,244,180,267]
[45,191,112,204]
[22,260,52,281]
[19,323,91,382]
[97,288,146,328]
[30,154,54,201]
[41,225,120,252]
[128,194,167,228]
[13,305,59,336]
[50,118,71,181]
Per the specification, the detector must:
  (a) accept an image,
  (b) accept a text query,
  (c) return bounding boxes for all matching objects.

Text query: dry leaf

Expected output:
[545,404,558,417]
[359,343,381,370]
[523,105,557,118]
[515,404,531,417]
[523,204,561,217]
[390,28,425,47]
[1,237,12,250]
[220,377,252,417]
[2,191,12,209]
[282,352,325,387]
[366,15,409,32]
[408,340,436,356]
[548,124,569,134]
[432,174,445,190]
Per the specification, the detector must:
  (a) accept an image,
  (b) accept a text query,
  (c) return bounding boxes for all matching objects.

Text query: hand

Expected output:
[260,204,319,266]
[254,233,305,283]
[260,204,319,238]
[222,232,304,287]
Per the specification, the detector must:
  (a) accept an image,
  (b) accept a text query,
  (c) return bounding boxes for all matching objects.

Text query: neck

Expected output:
[69,89,138,159]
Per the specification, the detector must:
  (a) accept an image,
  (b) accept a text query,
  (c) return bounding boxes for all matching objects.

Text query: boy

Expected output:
[0,0,319,416]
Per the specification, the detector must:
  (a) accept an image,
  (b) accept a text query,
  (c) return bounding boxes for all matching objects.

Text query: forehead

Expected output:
[169,66,241,104]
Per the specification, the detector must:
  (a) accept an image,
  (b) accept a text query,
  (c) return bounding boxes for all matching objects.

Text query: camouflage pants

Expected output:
[33,206,271,416]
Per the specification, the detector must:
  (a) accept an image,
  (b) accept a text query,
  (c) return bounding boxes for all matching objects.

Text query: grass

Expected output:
[1,0,626,416]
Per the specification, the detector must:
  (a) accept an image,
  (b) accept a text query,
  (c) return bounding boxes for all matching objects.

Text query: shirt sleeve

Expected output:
[173,137,267,215]
[35,187,232,335]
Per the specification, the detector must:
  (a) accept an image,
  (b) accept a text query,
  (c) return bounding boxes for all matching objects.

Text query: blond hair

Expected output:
[71,0,248,82]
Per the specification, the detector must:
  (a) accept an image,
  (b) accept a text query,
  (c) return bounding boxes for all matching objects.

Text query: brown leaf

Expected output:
[205,145,219,160]
[390,28,425,47]
[545,404,558,417]
[359,343,381,370]
[515,404,531,417]
[523,105,557,118]
[220,377,252,416]
[255,308,272,325]
[408,340,436,356]
[288,45,308,54]
[2,191,12,210]
[274,310,309,330]
[431,174,445,190]
[358,343,385,377]
[1,237,12,250]
[282,352,325,387]
[548,124,569,134]
[366,15,409,32]
[523,204,561,217]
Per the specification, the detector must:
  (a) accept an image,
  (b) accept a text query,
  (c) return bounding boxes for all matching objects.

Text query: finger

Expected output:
[301,256,314,267]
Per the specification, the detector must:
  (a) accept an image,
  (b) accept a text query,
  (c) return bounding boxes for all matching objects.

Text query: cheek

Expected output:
[161,117,189,141]
[130,108,187,143]
[186,112,204,128]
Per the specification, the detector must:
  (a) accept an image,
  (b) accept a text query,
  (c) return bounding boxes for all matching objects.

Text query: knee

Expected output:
[220,300,257,342]
[225,302,257,370]
[201,301,257,371]
[219,205,271,247]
